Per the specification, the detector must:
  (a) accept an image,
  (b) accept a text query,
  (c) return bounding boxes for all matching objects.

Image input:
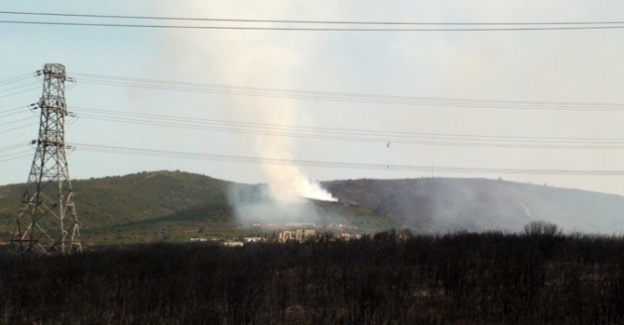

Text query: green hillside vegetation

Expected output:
[0,183,22,241]
[0,171,239,244]
[0,171,388,245]
[2,171,624,246]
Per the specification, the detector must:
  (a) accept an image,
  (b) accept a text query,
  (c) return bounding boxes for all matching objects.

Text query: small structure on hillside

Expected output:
[278,231,295,243]
[278,228,316,243]
[295,228,316,241]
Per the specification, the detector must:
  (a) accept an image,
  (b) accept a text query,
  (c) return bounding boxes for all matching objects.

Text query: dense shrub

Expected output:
[1,233,624,324]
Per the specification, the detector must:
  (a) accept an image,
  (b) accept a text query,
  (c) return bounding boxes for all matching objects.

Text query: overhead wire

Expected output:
[71,142,624,176]
[71,73,624,112]
[73,104,620,146]
[0,142,33,163]
[0,80,41,94]
[1,18,624,32]
[6,67,624,179]
[0,73,40,102]
[0,151,33,163]
[0,143,28,153]
[0,105,29,117]
[0,123,38,134]
[70,106,624,149]
[7,122,622,176]
[2,11,624,26]
[0,87,41,100]
[0,117,36,128]
[0,73,33,86]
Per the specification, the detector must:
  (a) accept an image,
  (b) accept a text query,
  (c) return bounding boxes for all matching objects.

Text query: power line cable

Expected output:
[72,73,624,112]
[71,106,624,149]
[0,143,28,153]
[0,73,33,86]
[0,87,41,100]
[0,81,41,94]
[2,19,624,31]
[0,147,32,157]
[2,11,624,26]
[0,105,29,116]
[0,123,38,134]
[0,117,35,128]
[0,152,33,163]
[70,106,618,142]
[71,142,624,176]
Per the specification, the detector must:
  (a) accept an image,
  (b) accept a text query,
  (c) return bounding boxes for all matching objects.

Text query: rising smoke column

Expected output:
[258,104,337,202]
[222,40,337,203]
[249,97,338,202]
[155,2,337,204]
[225,16,337,204]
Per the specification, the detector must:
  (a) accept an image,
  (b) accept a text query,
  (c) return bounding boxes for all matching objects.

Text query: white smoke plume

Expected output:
[154,2,337,211]
[249,95,336,203]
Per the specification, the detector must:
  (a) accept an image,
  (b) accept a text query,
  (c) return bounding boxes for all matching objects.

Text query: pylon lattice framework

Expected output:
[12,63,81,254]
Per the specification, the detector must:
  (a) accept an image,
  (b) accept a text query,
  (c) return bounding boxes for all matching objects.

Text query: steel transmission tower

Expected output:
[11,63,81,254]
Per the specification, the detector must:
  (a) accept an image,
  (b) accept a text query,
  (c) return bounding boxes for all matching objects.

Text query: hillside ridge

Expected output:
[1,171,623,244]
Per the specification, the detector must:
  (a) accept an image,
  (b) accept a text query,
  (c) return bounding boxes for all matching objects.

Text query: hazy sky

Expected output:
[2,1,624,196]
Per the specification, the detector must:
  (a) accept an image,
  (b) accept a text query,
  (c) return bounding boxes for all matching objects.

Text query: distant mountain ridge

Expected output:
[1,171,623,244]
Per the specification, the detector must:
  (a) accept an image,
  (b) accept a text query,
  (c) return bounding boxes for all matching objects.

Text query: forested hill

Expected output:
[1,171,623,245]
[0,171,236,243]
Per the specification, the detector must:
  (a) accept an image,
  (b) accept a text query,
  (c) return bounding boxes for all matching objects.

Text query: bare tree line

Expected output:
[1,228,623,324]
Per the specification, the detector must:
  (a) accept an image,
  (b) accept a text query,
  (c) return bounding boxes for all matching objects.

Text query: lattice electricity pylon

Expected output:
[11,63,81,255]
